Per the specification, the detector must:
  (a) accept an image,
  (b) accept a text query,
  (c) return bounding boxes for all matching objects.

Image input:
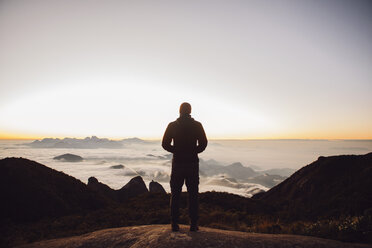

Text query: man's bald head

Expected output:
[179,102,191,115]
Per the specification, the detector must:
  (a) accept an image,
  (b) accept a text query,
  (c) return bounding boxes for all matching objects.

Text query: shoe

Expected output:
[190,223,199,232]
[171,223,179,232]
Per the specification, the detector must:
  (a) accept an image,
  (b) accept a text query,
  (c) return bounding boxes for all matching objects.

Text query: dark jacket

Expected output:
[162,114,207,163]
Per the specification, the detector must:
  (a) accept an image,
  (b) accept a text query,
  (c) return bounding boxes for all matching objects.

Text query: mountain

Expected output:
[26,136,124,149]
[199,160,285,189]
[117,176,149,199]
[26,136,150,148]
[0,158,107,223]
[121,137,149,144]
[225,162,260,179]
[53,153,83,162]
[110,164,125,169]
[260,168,295,177]
[87,176,148,202]
[200,160,259,179]
[204,176,268,197]
[17,225,369,248]
[247,174,286,188]
[256,153,372,219]
[87,177,118,200]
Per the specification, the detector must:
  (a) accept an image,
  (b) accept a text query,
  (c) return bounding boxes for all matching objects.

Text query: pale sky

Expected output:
[0,0,371,139]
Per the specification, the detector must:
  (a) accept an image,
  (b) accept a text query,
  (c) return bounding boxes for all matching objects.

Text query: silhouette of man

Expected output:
[162,102,208,232]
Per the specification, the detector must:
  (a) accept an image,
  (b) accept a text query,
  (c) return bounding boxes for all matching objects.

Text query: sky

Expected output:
[0,0,371,139]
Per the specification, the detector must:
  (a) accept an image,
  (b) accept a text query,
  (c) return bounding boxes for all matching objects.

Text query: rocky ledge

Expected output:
[17,225,371,248]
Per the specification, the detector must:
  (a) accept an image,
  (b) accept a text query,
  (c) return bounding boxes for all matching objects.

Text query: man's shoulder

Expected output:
[192,119,203,126]
[168,120,178,126]
[193,121,203,128]
[168,117,203,127]
[166,121,178,130]
[194,119,202,124]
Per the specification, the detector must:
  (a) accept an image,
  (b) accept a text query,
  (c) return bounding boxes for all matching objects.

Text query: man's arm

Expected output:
[162,123,175,153]
[196,123,207,153]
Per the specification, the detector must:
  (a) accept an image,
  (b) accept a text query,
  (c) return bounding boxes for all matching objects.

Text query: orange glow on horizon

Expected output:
[0,131,371,141]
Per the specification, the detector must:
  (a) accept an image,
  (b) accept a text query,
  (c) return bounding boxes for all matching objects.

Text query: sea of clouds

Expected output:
[1,138,371,197]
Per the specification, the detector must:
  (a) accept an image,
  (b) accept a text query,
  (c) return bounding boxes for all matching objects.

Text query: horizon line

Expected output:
[1,136,372,141]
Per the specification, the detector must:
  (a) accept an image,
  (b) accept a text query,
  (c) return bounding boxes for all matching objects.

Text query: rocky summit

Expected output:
[16,224,371,248]
[87,176,149,202]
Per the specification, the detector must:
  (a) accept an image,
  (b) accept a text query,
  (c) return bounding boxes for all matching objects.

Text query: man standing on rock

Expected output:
[162,102,208,232]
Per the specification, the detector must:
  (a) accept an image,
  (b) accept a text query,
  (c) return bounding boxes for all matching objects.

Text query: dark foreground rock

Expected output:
[257,152,372,219]
[16,224,371,248]
[0,158,107,223]
[149,180,166,194]
[118,176,148,199]
[87,176,148,202]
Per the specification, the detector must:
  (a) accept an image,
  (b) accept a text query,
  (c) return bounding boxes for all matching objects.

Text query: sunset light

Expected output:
[1,2,372,246]
[1,1,371,140]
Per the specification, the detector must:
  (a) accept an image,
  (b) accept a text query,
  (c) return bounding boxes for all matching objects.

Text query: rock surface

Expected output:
[17,224,371,248]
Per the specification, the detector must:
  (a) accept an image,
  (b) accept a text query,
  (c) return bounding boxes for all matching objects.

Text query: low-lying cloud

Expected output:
[3,138,372,197]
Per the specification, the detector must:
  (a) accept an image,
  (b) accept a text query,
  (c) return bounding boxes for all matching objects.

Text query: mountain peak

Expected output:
[87,175,149,202]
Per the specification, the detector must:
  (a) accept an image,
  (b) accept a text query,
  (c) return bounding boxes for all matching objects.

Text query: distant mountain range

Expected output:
[259,168,296,177]
[25,137,295,190]
[26,136,148,149]
[48,152,290,189]
[200,160,259,179]
[200,159,291,188]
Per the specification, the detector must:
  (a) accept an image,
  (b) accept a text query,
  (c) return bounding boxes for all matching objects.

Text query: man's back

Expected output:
[162,114,207,163]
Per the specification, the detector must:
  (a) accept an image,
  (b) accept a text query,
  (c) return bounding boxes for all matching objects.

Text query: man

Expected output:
[162,102,208,232]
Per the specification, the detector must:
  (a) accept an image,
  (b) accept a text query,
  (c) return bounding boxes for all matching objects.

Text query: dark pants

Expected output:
[170,162,199,224]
